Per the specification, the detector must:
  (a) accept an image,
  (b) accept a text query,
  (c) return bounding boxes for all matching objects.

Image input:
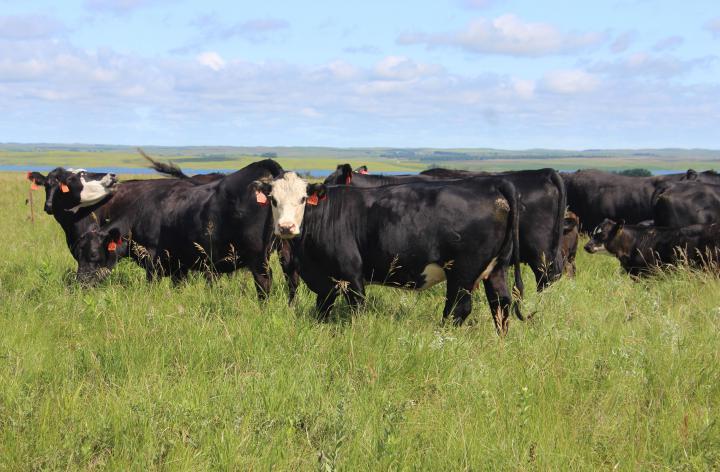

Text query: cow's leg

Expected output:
[315,288,338,321]
[278,241,300,304]
[341,275,366,312]
[482,269,512,336]
[442,275,473,326]
[250,261,272,301]
[170,266,189,285]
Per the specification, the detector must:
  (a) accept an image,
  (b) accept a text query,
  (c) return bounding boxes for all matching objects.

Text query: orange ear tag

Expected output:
[60,183,70,193]
[307,193,319,206]
[256,191,268,206]
[30,183,39,190]
[107,241,117,252]
[359,169,368,175]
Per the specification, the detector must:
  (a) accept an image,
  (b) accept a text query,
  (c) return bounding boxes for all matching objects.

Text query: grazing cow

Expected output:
[72,160,290,300]
[561,211,580,277]
[584,219,720,276]
[253,172,524,335]
[328,164,567,290]
[27,168,118,249]
[562,169,689,233]
[653,181,720,227]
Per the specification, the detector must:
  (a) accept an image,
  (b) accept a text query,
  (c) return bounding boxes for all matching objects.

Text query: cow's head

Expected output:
[252,172,327,239]
[584,218,623,254]
[27,168,118,214]
[73,227,124,285]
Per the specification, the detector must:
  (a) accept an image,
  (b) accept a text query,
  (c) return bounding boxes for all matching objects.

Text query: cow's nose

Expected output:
[583,242,595,253]
[278,222,297,236]
[44,203,53,214]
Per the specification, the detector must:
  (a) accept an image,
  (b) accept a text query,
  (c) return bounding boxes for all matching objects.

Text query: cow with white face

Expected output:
[252,171,525,335]
[253,172,326,238]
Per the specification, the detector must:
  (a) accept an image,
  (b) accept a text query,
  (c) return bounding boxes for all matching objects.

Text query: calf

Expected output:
[584,219,720,276]
[253,172,524,335]
[73,160,289,300]
[561,211,580,277]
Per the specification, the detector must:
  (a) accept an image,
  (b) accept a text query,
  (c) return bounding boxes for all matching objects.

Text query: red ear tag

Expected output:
[359,169,368,175]
[255,191,268,206]
[345,175,352,185]
[107,241,117,252]
[307,193,319,206]
[60,183,70,193]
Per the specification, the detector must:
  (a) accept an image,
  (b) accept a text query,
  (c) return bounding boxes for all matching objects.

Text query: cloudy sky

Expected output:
[1,0,719,148]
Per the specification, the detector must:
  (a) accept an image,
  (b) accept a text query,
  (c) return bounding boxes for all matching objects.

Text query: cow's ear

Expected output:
[103,228,123,253]
[685,169,698,180]
[251,179,272,206]
[307,184,327,200]
[27,172,46,186]
[335,164,353,184]
[355,165,369,175]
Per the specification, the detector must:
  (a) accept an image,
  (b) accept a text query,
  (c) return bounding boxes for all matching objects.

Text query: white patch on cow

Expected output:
[587,243,611,255]
[419,263,446,290]
[67,174,117,213]
[269,172,309,238]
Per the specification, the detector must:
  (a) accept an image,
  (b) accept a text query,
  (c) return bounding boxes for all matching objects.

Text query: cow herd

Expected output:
[25,155,720,335]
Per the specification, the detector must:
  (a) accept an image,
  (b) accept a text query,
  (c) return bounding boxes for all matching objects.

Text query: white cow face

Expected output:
[252,172,327,239]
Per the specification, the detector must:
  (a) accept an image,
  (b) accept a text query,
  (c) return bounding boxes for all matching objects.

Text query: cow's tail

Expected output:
[137,148,190,179]
[550,170,567,280]
[498,181,524,320]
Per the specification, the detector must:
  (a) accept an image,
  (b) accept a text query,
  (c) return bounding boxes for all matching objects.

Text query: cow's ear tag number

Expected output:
[256,191,268,206]
[307,193,319,206]
[107,241,117,252]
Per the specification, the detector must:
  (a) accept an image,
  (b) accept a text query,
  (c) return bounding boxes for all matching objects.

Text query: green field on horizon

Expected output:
[1,147,719,173]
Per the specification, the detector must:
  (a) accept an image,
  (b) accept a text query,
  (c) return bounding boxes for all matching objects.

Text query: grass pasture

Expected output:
[1,172,720,469]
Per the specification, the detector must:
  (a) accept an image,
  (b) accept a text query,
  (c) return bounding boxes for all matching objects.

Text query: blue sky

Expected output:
[1,0,718,148]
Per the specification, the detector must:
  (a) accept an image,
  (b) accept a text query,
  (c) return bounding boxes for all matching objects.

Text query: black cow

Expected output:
[27,168,119,250]
[72,160,292,300]
[653,181,720,227]
[325,164,567,290]
[253,172,524,335]
[561,169,690,233]
[421,167,567,289]
[584,219,720,276]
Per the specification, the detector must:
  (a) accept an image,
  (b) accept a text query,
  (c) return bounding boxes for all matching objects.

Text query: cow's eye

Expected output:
[300,197,307,204]
[270,196,277,206]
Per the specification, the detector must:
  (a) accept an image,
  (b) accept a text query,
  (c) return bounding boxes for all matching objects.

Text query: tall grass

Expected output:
[1,173,719,469]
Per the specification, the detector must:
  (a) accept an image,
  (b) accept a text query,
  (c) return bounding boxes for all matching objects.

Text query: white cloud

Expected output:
[300,107,322,118]
[458,0,496,9]
[653,36,684,52]
[0,14,66,40]
[512,78,535,99]
[610,31,636,54]
[196,52,225,71]
[84,0,165,13]
[374,56,443,81]
[705,18,720,38]
[589,53,717,78]
[541,69,600,94]
[398,14,604,57]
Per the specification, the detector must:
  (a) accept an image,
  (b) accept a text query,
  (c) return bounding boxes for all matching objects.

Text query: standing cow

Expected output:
[253,172,524,335]
[72,160,295,301]
[325,164,567,290]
